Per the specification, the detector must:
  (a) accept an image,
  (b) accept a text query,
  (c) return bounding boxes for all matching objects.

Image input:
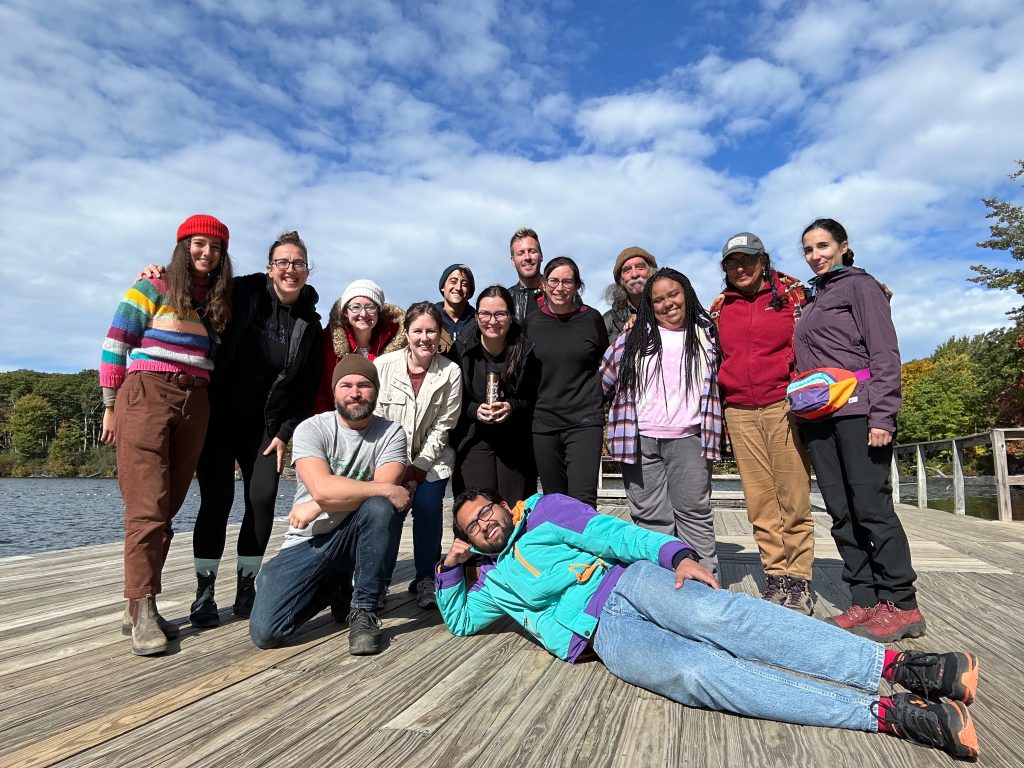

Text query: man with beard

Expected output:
[249,356,410,655]
[435,489,981,761]
[508,227,544,323]
[602,246,657,339]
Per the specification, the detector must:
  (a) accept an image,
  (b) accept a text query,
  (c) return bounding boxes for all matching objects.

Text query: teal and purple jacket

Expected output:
[435,493,692,662]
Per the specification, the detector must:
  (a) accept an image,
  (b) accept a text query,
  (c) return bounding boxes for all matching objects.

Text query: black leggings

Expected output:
[799,415,917,609]
[193,409,282,561]
[532,425,603,509]
[454,435,537,506]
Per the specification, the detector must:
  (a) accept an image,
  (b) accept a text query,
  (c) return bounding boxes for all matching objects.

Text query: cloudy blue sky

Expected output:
[2,0,1022,372]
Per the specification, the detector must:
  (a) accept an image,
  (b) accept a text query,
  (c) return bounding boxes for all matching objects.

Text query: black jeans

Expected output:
[194,408,281,561]
[532,425,604,509]
[799,415,917,609]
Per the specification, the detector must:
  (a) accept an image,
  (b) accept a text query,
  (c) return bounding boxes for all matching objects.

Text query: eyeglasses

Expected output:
[722,253,762,271]
[545,277,576,289]
[346,303,379,315]
[271,259,308,272]
[477,311,510,323]
[464,502,498,538]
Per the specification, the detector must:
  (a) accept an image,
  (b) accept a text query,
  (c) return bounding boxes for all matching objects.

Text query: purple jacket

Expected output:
[792,267,901,432]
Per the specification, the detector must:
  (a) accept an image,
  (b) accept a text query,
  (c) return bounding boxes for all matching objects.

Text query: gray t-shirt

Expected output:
[281,411,407,548]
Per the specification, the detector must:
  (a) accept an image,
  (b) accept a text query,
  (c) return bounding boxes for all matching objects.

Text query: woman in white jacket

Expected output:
[374,302,462,608]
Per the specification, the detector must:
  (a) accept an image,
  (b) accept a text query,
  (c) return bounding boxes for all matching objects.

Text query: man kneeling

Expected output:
[249,357,410,655]
[437,490,980,761]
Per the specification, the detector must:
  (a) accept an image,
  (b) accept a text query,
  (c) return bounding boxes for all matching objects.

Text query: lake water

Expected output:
[3,475,1020,558]
[0,477,297,559]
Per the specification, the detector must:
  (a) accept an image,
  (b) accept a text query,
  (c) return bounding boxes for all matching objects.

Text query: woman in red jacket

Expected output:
[710,232,815,613]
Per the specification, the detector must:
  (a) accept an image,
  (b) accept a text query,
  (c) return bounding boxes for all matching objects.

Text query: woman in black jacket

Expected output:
[189,231,323,625]
[452,285,539,505]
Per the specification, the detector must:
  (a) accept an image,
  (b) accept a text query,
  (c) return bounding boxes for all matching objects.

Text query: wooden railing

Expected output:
[891,428,1024,523]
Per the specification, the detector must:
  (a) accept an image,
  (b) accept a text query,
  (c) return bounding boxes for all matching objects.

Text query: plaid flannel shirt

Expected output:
[600,322,723,463]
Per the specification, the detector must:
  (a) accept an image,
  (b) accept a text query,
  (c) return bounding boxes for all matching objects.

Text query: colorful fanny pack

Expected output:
[786,367,870,420]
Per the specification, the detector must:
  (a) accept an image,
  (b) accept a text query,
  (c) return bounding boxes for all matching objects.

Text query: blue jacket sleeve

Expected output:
[434,562,505,636]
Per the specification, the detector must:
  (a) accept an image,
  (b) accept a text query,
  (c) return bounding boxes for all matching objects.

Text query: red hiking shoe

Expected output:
[853,602,927,642]
[825,602,880,631]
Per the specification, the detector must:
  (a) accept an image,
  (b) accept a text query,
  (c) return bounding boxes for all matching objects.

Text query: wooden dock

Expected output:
[1,501,1022,767]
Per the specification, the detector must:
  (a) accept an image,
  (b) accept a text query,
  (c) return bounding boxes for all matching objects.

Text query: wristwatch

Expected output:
[681,549,700,563]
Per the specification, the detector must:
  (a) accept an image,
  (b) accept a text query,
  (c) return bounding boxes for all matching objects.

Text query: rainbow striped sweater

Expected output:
[100,276,213,389]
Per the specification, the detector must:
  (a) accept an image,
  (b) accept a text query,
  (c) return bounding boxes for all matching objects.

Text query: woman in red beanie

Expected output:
[101,214,233,656]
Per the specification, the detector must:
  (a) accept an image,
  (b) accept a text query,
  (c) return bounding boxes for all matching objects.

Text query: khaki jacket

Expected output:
[373,349,463,481]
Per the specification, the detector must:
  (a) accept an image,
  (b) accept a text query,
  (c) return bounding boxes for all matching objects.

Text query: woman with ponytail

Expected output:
[600,267,724,578]
[709,232,815,613]
[793,218,922,642]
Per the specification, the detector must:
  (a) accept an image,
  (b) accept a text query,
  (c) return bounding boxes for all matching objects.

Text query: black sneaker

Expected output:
[878,693,978,761]
[330,572,354,624]
[347,607,383,656]
[886,651,979,705]
[189,572,220,628]
[232,569,256,618]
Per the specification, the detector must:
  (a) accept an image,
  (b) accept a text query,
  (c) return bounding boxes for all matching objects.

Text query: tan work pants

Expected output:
[725,400,814,580]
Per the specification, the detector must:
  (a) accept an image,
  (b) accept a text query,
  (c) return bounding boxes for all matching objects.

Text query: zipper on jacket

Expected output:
[513,544,540,577]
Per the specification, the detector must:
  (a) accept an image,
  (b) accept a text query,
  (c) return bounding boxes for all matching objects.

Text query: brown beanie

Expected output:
[331,354,380,393]
[613,246,657,282]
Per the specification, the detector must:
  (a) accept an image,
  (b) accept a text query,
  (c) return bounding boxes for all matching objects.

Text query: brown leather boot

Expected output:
[121,600,180,639]
[128,596,169,656]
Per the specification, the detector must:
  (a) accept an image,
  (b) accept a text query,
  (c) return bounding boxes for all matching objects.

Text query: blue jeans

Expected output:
[249,496,402,648]
[385,478,448,582]
[593,560,883,730]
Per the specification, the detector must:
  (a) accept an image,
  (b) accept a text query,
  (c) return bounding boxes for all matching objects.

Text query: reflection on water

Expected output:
[896,478,1024,521]
[0,477,298,558]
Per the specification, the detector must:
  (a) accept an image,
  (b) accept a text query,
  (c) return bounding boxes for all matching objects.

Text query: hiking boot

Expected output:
[415,576,437,609]
[781,576,814,615]
[347,607,383,656]
[852,602,927,642]
[825,602,880,631]
[886,650,979,705]
[232,569,257,618]
[877,693,978,761]
[761,573,786,604]
[128,596,169,656]
[189,572,220,628]
[330,571,354,624]
[121,600,180,639]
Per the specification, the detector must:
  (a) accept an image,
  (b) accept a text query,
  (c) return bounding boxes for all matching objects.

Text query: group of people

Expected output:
[99,216,979,761]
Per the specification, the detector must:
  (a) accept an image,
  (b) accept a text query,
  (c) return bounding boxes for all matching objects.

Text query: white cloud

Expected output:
[576,92,713,153]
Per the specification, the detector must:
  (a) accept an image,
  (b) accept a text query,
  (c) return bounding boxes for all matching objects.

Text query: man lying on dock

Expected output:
[436,489,981,761]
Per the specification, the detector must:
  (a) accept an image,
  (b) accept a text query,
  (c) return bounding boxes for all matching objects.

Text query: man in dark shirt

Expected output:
[507,227,544,323]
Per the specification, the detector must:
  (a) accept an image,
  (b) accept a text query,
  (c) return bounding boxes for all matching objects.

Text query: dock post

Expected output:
[951,439,966,515]
[891,450,901,504]
[915,444,927,509]
[992,429,1012,523]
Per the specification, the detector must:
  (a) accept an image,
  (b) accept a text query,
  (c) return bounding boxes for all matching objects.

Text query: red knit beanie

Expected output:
[177,214,230,248]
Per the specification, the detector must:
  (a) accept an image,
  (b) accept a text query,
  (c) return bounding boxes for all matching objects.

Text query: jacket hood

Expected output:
[327,299,406,358]
[262,273,320,318]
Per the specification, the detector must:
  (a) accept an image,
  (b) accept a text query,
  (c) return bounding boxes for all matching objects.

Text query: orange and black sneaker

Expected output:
[878,693,979,761]
[887,651,979,705]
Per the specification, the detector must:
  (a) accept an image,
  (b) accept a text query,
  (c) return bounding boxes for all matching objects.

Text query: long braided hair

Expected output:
[618,267,716,401]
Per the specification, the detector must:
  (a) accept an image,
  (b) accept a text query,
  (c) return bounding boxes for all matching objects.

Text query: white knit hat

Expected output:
[341,279,385,310]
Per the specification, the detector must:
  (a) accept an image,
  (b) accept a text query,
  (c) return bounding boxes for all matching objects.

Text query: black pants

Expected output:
[454,434,536,507]
[799,415,917,609]
[194,407,282,561]
[532,425,603,509]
